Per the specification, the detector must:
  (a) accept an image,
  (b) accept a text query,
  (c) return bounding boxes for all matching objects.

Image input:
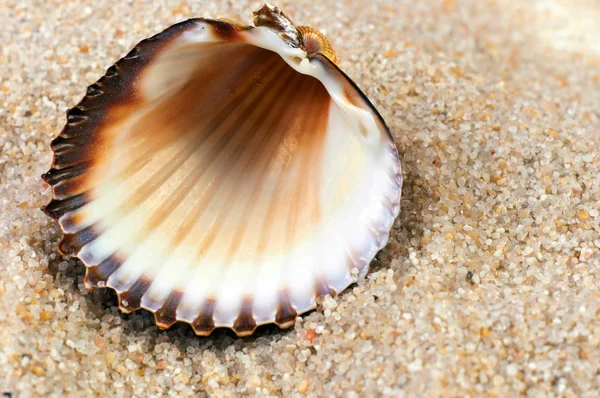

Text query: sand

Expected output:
[1,0,599,396]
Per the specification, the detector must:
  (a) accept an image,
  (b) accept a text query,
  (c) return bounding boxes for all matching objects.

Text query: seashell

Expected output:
[42,3,402,336]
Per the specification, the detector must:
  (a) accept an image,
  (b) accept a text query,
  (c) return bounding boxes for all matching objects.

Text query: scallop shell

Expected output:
[42,4,402,336]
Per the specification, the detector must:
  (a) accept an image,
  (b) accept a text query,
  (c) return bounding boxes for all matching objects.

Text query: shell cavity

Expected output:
[42,4,402,337]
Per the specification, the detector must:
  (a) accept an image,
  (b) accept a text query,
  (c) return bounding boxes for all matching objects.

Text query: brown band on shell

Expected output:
[232,296,257,337]
[284,77,331,252]
[223,71,312,260]
[315,278,337,299]
[43,19,206,220]
[193,68,307,260]
[52,173,90,200]
[83,255,123,289]
[210,19,244,40]
[251,73,311,257]
[49,128,100,170]
[275,289,297,328]
[118,275,152,313]
[44,193,90,220]
[57,226,98,256]
[124,51,288,260]
[191,297,217,336]
[41,161,91,186]
[154,290,184,329]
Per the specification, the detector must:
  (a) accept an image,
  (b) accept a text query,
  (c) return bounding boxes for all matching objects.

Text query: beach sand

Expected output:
[1,0,599,396]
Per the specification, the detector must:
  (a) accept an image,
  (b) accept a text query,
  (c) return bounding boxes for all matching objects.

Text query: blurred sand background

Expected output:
[1,0,599,396]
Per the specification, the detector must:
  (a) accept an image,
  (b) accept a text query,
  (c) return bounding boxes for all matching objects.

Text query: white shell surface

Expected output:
[44,15,402,336]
